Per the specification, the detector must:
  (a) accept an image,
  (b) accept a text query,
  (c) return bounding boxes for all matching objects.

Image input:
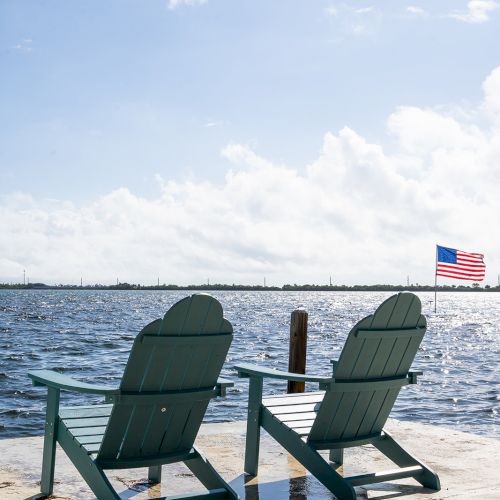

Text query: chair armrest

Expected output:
[216,377,234,397]
[234,363,331,384]
[408,370,423,384]
[28,370,119,396]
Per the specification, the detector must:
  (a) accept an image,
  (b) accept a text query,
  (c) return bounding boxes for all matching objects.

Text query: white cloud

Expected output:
[483,66,500,115]
[203,120,225,128]
[2,68,500,286]
[324,4,381,36]
[167,0,207,10]
[449,0,499,23]
[347,6,381,37]
[354,7,374,14]
[406,6,428,16]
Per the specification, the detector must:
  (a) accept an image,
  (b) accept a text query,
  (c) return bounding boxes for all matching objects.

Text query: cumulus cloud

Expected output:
[2,68,500,286]
[449,1,499,23]
[167,0,207,10]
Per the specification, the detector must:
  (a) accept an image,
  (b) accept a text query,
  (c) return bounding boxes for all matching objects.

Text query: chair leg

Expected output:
[244,376,263,476]
[184,447,239,499]
[57,424,120,500]
[148,465,162,484]
[374,430,441,490]
[329,448,344,466]
[283,440,355,500]
[262,411,356,500]
[40,387,60,496]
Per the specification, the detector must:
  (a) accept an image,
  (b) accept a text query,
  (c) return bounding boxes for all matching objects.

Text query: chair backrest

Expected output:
[308,293,426,446]
[97,294,233,462]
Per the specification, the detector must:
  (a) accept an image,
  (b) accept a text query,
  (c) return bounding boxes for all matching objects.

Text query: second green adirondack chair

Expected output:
[28,294,239,500]
[235,292,440,500]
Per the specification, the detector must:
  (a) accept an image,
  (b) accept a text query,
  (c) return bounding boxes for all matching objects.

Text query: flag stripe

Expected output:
[436,273,481,281]
[436,269,485,278]
[437,264,485,273]
[457,257,483,264]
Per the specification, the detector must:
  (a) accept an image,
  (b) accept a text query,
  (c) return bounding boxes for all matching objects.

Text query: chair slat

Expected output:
[76,434,105,445]
[139,404,177,456]
[59,405,113,419]
[365,338,397,378]
[69,425,107,437]
[322,392,360,441]
[277,411,318,422]
[98,405,134,459]
[355,327,423,338]
[355,390,391,437]
[138,347,176,392]
[263,392,324,407]
[369,388,400,434]
[63,416,109,429]
[118,405,156,458]
[177,401,211,450]
[337,391,376,438]
[159,403,194,454]
[280,419,315,429]
[266,402,320,415]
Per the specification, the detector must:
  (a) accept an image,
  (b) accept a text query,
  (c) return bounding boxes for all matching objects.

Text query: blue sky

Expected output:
[1,1,499,285]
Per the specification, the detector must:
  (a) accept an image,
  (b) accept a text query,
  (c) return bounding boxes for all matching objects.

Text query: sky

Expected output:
[1,0,499,286]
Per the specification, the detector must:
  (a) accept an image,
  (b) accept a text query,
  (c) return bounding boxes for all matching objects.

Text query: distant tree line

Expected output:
[0,282,498,292]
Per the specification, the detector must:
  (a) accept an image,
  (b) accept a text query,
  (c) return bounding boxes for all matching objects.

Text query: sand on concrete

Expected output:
[0,419,499,499]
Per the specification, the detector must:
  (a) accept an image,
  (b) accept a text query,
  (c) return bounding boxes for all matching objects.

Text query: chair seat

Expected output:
[59,404,112,454]
[262,391,325,438]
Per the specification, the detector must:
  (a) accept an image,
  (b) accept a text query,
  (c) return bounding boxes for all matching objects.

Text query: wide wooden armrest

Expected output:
[216,377,234,397]
[28,369,119,396]
[234,363,331,384]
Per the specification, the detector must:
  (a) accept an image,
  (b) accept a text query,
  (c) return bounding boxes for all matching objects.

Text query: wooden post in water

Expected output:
[287,309,308,393]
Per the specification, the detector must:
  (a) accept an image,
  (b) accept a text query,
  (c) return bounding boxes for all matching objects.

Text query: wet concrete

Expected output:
[0,419,498,499]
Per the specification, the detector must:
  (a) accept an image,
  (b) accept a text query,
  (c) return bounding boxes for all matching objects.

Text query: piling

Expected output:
[287,309,308,393]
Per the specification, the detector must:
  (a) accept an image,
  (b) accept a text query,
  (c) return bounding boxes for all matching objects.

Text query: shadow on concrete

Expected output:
[228,473,438,500]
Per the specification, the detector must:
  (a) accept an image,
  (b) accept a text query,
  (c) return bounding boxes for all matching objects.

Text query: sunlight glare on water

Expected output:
[0,290,498,439]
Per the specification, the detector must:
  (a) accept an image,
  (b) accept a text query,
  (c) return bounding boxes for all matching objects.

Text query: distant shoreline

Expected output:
[0,283,498,292]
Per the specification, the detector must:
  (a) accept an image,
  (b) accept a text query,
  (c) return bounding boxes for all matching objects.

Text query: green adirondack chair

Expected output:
[235,293,440,500]
[28,294,239,500]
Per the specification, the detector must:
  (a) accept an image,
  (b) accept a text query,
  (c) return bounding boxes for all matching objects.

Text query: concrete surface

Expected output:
[0,419,499,499]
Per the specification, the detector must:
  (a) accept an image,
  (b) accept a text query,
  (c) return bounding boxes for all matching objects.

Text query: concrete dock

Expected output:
[0,419,498,499]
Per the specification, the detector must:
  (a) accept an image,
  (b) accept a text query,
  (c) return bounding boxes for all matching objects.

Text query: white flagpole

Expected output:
[434,244,438,313]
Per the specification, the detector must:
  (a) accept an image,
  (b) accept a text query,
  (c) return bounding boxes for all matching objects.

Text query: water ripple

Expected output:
[0,290,498,439]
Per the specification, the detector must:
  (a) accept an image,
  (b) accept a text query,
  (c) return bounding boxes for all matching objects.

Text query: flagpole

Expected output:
[434,244,438,313]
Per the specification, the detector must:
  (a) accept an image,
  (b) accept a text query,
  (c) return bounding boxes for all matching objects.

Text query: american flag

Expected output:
[436,245,485,281]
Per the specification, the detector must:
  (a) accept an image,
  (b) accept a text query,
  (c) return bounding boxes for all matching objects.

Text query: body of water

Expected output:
[0,290,498,439]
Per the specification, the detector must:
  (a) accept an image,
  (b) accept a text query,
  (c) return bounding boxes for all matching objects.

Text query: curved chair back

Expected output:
[98,294,232,462]
[308,293,426,446]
